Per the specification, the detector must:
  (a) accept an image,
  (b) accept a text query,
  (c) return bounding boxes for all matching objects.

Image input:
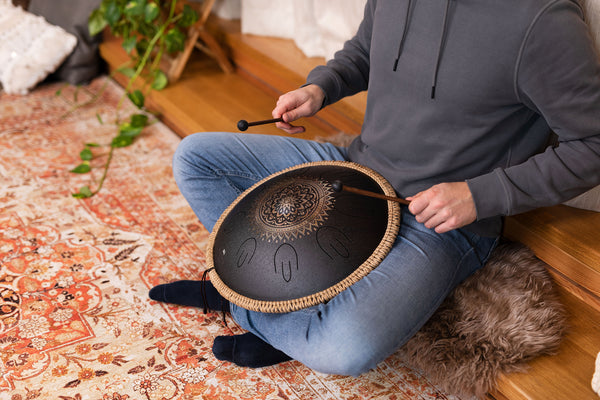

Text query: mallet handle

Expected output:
[247,117,283,127]
[332,180,410,205]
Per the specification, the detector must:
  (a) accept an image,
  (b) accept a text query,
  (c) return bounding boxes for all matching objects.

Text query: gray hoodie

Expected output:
[306,0,600,236]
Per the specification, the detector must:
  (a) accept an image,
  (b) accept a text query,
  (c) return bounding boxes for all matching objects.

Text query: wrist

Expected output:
[304,84,326,109]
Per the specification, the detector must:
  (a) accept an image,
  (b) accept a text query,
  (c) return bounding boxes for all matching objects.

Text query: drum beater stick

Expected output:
[237,117,284,131]
[331,180,411,206]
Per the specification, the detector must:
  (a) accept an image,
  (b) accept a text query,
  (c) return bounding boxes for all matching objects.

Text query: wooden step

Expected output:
[489,205,600,399]
[504,205,600,312]
[98,33,334,141]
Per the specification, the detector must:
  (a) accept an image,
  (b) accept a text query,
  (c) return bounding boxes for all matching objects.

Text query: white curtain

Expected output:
[239,0,367,60]
[212,0,241,19]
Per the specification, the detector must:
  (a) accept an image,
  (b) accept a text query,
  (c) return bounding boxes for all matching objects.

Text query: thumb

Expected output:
[406,191,423,201]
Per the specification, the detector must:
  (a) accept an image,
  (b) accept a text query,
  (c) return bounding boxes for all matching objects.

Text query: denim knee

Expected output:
[172,133,209,173]
[301,327,383,376]
[172,132,228,187]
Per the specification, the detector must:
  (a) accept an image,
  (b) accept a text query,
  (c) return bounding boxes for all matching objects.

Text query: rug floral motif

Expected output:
[0,78,459,400]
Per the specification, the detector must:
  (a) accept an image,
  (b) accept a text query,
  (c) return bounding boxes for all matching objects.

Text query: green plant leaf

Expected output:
[72,186,93,199]
[80,148,94,161]
[151,70,168,90]
[119,122,144,137]
[111,135,135,148]
[130,113,149,128]
[144,2,159,22]
[122,36,137,54]
[127,90,145,108]
[70,162,91,174]
[96,113,104,124]
[117,66,136,78]
[85,142,101,147]
[104,1,122,27]
[88,9,108,36]
[137,22,157,39]
[179,4,199,28]
[135,38,150,57]
[124,0,146,17]
[165,28,185,53]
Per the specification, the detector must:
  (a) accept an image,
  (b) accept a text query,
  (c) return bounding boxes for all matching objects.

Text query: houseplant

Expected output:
[69,0,198,198]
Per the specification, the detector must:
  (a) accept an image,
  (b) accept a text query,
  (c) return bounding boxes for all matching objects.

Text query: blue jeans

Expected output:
[173,132,499,376]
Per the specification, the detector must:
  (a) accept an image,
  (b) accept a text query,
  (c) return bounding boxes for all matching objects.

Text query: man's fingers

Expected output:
[407,191,428,216]
[275,121,305,135]
[406,182,476,233]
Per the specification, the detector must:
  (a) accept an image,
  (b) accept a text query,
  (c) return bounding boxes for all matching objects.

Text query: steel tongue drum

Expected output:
[206,161,401,313]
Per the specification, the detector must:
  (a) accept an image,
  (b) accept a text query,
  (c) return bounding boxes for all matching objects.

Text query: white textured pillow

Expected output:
[0,1,77,95]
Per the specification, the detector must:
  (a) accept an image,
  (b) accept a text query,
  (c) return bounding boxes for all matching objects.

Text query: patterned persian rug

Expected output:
[0,78,463,400]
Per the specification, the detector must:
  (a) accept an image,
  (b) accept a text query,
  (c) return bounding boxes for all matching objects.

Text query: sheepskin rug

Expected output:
[398,241,567,398]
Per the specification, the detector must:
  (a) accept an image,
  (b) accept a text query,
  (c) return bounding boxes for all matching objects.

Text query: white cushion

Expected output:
[0,1,77,95]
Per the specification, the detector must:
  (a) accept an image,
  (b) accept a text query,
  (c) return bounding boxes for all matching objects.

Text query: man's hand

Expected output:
[407,182,477,234]
[272,84,325,134]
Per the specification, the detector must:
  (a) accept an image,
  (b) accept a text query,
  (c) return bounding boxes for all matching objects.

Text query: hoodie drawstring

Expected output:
[431,0,451,99]
[393,0,413,71]
[393,0,452,99]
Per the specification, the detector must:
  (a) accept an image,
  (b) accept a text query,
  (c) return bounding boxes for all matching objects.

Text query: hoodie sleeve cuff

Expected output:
[306,67,342,107]
[466,169,511,220]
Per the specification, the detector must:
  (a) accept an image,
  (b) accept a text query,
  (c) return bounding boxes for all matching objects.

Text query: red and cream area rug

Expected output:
[0,78,458,400]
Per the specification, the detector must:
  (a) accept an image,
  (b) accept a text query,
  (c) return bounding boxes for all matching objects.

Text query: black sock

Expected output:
[148,280,228,311]
[212,332,292,368]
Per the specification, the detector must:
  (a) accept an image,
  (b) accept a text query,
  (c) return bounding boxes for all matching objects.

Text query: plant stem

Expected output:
[60,79,110,119]
[118,0,178,109]
[91,145,115,196]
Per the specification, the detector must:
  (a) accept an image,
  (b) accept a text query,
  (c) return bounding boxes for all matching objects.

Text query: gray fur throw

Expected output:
[397,241,567,399]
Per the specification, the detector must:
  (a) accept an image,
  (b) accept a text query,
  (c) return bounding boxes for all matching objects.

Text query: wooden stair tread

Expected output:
[504,205,600,312]
[490,286,600,400]
[98,33,333,141]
